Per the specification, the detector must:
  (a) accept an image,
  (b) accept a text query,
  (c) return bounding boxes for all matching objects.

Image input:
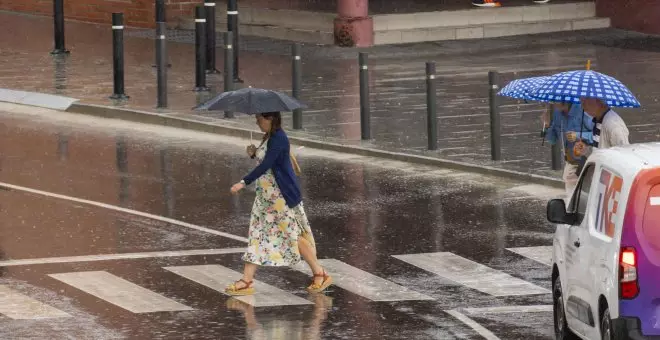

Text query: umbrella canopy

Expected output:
[529,70,640,108]
[498,76,550,100]
[195,87,307,114]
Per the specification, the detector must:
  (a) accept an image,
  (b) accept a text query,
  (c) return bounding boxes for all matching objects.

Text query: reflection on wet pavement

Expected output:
[0,103,564,339]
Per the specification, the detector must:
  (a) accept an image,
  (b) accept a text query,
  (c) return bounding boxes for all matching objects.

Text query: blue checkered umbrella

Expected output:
[498,76,550,100]
[529,70,640,108]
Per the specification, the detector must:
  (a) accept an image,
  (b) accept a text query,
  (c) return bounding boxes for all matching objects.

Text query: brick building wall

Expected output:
[0,0,199,28]
[596,0,660,35]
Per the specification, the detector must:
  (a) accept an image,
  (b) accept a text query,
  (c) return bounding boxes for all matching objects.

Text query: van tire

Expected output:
[553,276,579,340]
[600,308,626,340]
[601,308,612,340]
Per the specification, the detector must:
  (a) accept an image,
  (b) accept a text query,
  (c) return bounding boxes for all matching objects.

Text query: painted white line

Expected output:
[294,259,433,302]
[462,305,553,315]
[0,248,244,267]
[0,181,248,243]
[0,285,71,319]
[393,253,550,296]
[49,271,193,313]
[165,265,312,307]
[650,197,660,206]
[446,309,501,340]
[506,246,553,267]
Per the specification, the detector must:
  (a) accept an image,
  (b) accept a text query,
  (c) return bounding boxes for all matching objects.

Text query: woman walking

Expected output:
[227,111,332,296]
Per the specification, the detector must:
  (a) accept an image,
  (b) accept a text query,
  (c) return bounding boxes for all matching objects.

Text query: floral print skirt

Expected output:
[242,170,315,267]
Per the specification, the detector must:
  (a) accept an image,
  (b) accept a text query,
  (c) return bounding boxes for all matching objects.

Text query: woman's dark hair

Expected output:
[259,111,282,145]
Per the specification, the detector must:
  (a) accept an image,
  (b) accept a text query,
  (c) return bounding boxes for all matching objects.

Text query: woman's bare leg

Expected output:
[298,237,324,284]
[239,262,258,287]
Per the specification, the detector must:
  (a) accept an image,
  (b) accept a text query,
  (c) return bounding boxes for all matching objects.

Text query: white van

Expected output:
[547,142,660,340]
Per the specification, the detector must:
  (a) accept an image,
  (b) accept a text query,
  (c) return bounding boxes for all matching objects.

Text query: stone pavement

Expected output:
[1,11,660,180]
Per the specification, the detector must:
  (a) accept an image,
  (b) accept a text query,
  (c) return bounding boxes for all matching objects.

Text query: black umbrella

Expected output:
[195,87,307,114]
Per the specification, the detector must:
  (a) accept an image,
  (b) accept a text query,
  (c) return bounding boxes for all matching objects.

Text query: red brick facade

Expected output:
[0,0,199,28]
[3,0,660,36]
[596,0,660,35]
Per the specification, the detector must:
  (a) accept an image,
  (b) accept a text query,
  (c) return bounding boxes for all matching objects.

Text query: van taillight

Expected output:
[620,247,639,299]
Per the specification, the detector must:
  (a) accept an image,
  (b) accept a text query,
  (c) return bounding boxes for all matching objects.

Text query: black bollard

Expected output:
[292,44,303,130]
[110,13,129,100]
[204,0,219,73]
[223,32,235,118]
[194,5,209,92]
[156,21,168,108]
[227,0,242,83]
[426,62,438,150]
[359,53,371,140]
[551,143,562,170]
[489,71,502,161]
[51,0,69,54]
[153,0,171,68]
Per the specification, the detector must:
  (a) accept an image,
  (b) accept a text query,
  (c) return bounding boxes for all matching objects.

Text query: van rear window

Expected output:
[643,185,660,249]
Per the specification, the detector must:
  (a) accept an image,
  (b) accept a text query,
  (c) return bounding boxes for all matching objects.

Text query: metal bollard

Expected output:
[153,0,171,68]
[204,0,219,73]
[51,0,69,54]
[156,21,168,108]
[223,32,235,118]
[359,52,371,140]
[194,6,209,92]
[489,71,502,161]
[227,0,242,83]
[292,44,303,130]
[110,13,128,100]
[551,143,562,170]
[426,62,438,150]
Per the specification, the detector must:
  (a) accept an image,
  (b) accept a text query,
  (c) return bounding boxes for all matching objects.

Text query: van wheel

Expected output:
[600,307,626,340]
[600,308,612,340]
[553,276,579,340]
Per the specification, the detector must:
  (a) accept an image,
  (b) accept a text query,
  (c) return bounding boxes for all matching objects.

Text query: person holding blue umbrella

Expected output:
[542,102,594,201]
[530,69,639,159]
[577,97,630,152]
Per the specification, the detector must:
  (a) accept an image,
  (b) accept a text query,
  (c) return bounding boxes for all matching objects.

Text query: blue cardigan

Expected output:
[243,129,302,208]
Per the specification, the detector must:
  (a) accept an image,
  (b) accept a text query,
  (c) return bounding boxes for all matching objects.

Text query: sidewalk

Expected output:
[1,11,659,182]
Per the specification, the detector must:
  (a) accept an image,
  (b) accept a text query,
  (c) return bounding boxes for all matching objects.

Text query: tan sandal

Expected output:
[307,271,332,293]
[225,279,255,296]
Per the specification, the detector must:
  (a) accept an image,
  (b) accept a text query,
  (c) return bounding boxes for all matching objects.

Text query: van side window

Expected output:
[569,164,595,224]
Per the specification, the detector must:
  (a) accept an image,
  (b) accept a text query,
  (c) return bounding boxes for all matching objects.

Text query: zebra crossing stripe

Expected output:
[462,305,553,315]
[164,265,313,307]
[446,310,501,340]
[294,259,433,302]
[49,271,193,313]
[393,253,550,296]
[506,246,553,267]
[0,285,70,319]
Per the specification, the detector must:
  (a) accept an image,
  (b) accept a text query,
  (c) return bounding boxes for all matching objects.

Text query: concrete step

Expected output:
[178,1,608,46]
[374,17,611,45]
[373,2,598,31]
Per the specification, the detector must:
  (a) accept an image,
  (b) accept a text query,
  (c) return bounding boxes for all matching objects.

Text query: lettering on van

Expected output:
[595,169,623,238]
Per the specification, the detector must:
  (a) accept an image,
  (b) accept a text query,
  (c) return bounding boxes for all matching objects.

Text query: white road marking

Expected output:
[0,248,245,267]
[49,271,193,313]
[462,305,553,315]
[446,309,501,340]
[650,197,660,206]
[164,265,312,307]
[0,181,248,243]
[0,285,71,319]
[294,259,433,302]
[506,246,553,267]
[393,253,550,296]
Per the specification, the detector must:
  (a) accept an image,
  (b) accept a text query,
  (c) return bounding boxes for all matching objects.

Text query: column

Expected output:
[334,0,373,47]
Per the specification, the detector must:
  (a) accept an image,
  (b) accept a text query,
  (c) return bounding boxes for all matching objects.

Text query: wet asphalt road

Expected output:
[0,103,564,340]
